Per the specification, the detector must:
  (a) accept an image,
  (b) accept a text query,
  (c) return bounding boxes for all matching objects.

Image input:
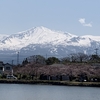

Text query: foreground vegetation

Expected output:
[12,62,100,82]
[1,54,100,87]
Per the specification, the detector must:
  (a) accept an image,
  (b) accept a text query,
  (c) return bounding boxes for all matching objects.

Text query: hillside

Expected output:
[0,26,100,63]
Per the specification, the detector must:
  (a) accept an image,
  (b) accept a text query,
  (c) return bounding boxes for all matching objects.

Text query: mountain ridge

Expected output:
[0,26,77,50]
[0,26,100,63]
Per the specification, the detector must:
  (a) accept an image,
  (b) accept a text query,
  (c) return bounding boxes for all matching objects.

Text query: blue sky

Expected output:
[0,0,100,36]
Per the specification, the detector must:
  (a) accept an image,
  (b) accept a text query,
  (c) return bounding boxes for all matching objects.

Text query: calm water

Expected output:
[0,84,100,100]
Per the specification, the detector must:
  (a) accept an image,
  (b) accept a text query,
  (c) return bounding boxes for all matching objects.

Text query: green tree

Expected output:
[22,58,28,65]
[46,57,60,65]
[28,55,46,64]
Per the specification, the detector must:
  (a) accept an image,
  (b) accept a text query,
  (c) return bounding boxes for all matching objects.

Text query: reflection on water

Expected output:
[0,84,100,100]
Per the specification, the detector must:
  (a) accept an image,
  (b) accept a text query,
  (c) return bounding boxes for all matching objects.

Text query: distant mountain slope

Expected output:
[0,26,100,63]
[0,26,77,50]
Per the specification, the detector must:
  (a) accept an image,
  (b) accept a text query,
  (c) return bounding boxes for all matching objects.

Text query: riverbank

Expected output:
[0,79,100,87]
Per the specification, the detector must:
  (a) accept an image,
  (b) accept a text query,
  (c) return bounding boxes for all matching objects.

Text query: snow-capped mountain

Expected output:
[0,26,100,63]
[0,26,77,50]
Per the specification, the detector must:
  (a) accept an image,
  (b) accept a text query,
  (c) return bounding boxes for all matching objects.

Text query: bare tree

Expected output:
[70,53,78,62]
[61,57,70,64]
[77,53,88,63]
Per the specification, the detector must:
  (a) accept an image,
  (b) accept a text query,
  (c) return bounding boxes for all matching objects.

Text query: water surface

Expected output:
[0,84,100,100]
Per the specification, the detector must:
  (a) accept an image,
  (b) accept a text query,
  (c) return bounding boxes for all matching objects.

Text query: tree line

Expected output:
[12,52,100,82]
[22,52,100,65]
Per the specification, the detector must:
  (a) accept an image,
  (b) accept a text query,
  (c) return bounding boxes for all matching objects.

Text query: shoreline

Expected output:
[0,79,100,87]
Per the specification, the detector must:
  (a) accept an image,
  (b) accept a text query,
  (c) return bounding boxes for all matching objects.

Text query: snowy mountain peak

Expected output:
[0,26,76,50]
[0,26,100,57]
[0,26,100,63]
[82,35,100,42]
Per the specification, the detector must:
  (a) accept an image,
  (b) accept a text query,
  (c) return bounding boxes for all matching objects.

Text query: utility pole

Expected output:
[17,52,19,65]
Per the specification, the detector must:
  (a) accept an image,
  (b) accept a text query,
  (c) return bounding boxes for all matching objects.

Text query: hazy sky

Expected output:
[0,0,100,36]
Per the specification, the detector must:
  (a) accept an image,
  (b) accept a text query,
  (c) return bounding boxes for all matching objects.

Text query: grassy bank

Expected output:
[0,79,100,87]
